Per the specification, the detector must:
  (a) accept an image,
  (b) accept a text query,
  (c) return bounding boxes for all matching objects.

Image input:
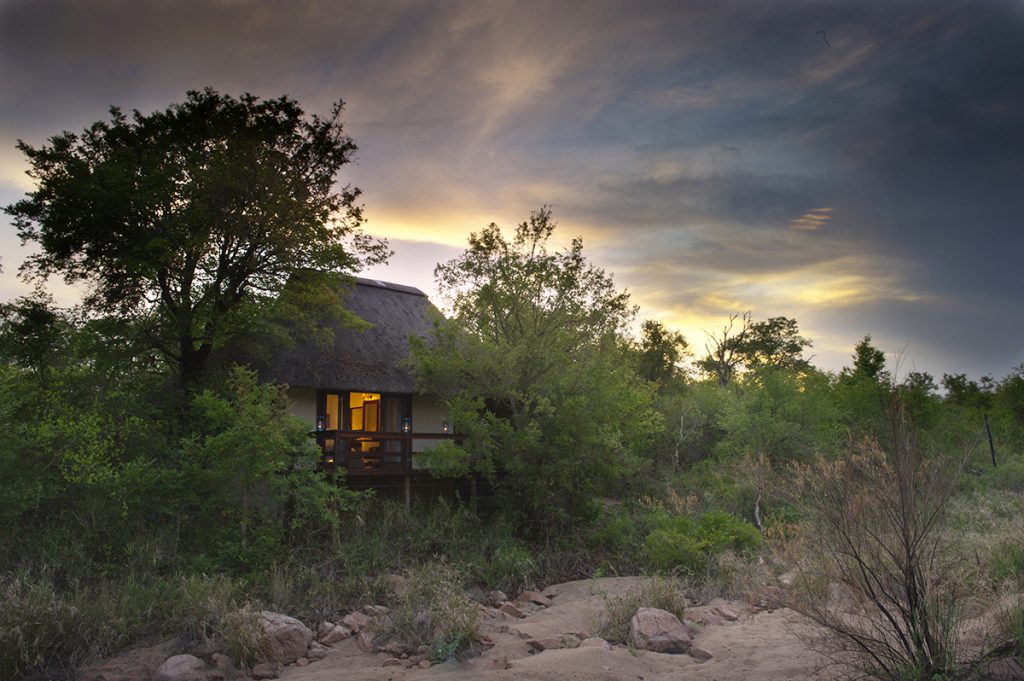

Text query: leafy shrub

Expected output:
[373,563,479,661]
[479,542,538,593]
[594,576,687,643]
[643,510,761,575]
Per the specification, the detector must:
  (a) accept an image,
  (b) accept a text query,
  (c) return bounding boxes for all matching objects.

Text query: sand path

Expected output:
[282,577,833,681]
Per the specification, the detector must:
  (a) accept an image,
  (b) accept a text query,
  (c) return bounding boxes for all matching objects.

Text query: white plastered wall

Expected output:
[287,386,317,428]
[411,394,449,469]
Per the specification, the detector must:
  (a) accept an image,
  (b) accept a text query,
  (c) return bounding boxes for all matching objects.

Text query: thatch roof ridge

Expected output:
[265,277,439,393]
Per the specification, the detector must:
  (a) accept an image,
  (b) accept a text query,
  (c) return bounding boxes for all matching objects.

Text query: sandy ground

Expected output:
[281,577,835,681]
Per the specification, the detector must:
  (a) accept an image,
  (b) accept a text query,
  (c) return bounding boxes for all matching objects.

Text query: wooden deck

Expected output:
[312,430,458,475]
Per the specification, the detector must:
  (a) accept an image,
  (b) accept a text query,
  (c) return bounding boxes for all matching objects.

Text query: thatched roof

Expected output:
[265,277,438,393]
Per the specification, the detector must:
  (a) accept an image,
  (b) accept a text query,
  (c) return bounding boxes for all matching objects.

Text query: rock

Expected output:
[382,638,413,656]
[382,658,403,667]
[259,611,313,665]
[685,608,723,626]
[342,611,372,632]
[628,607,692,654]
[500,602,526,618]
[249,662,278,680]
[320,623,353,645]
[492,655,512,669]
[518,590,552,607]
[467,585,485,603]
[711,605,739,622]
[418,660,432,669]
[153,654,207,681]
[317,621,336,638]
[362,604,390,618]
[307,641,333,662]
[295,657,309,667]
[579,637,612,651]
[356,631,377,653]
[485,590,509,606]
[690,646,713,661]
[527,633,581,652]
[211,653,234,672]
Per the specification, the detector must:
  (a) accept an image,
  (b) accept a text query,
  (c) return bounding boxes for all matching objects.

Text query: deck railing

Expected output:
[312,429,459,475]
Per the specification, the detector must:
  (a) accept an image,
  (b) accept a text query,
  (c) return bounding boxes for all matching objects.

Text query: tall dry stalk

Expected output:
[785,406,984,680]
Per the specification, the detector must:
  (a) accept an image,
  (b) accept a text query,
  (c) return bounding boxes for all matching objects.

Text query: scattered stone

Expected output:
[259,611,313,665]
[467,585,485,603]
[317,621,336,638]
[500,602,526,618]
[711,605,739,622]
[249,662,279,680]
[307,641,333,662]
[492,655,512,669]
[512,628,533,640]
[356,631,377,654]
[485,590,509,606]
[320,624,353,645]
[418,659,432,669]
[211,653,234,673]
[363,604,390,618]
[153,654,207,681]
[382,658,403,667]
[778,571,796,586]
[628,607,692,654]
[690,646,713,662]
[527,634,581,652]
[416,645,429,654]
[382,638,413,656]
[685,608,723,627]
[342,611,372,632]
[579,637,612,651]
[518,590,552,607]
[295,657,309,667]
[479,634,496,650]
[575,630,592,640]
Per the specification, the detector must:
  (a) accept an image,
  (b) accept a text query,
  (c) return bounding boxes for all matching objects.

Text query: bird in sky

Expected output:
[816,30,832,48]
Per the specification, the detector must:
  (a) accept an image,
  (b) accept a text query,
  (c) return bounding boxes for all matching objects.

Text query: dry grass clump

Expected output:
[373,563,479,662]
[594,576,687,644]
[217,602,276,668]
[780,407,1020,681]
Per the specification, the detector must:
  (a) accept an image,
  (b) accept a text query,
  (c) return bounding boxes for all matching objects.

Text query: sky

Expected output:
[1,0,1022,380]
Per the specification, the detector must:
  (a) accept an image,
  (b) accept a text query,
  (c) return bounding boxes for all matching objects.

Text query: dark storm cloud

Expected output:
[1,0,1022,378]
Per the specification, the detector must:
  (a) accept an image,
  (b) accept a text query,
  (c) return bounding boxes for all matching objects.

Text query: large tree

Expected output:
[411,208,659,532]
[6,88,387,389]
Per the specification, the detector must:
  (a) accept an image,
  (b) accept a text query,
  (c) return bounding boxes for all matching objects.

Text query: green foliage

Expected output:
[990,539,1024,586]
[634,319,688,385]
[181,366,357,571]
[478,542,538,594]
[643,510,761,576]
[6,88,387,388]
[410,207,660,534]
[716,367,841,463]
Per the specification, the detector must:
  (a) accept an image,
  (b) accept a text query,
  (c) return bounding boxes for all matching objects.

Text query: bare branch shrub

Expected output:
[784,407,991,680]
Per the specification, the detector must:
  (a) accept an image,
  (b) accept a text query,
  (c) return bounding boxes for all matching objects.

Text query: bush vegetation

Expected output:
[2,95,1024,678]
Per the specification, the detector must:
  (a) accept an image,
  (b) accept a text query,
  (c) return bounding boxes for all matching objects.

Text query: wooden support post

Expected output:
[404,475,411,510]
[985,413,998,468]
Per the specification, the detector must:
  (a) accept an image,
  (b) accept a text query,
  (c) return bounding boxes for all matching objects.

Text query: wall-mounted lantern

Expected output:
[441,419,451,435]
[401,418,412,434]
[316,415,326,431]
